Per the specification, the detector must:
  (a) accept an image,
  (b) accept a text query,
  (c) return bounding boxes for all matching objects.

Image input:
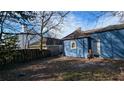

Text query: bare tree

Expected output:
[98,11,124,23]
[0,11,35,42]
[110,11,124,22]
[0,12,7,42]
[31,11,69,50]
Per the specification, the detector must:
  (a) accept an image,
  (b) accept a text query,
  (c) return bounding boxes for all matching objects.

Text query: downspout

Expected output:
[97,39,101,57]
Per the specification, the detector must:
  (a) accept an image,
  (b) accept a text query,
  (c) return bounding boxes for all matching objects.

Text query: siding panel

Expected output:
[94,29,124,59]
[64,38,88,58]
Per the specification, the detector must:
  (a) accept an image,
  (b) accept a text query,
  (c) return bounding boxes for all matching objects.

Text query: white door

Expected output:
[92,39,101,57]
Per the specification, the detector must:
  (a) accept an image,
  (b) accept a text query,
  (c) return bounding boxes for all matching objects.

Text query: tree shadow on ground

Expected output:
[0,57,124,81]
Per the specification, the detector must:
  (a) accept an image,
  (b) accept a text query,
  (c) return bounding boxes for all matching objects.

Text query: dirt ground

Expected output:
[0,56,124,81]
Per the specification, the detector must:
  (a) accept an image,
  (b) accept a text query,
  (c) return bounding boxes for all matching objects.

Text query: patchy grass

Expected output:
[0,56,124,81]
[59,71,119,81]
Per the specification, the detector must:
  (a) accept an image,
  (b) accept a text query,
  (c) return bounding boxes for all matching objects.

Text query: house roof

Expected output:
[30,37,62,46]
[84,23,124,34]
[62,28,90,40]
[63,23,124,40]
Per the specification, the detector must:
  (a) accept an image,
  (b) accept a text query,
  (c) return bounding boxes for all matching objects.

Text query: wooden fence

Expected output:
[0,49,51,68]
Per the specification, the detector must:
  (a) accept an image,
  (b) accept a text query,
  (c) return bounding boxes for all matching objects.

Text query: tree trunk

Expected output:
[40,34,43,50]
[0,23,3,43]
[0,32,2,42]
[40,22,44,50]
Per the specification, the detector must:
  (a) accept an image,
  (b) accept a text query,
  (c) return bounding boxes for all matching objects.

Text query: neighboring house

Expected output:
[18,32,38,49]
[63,24,124,60]
[29,37,63,55]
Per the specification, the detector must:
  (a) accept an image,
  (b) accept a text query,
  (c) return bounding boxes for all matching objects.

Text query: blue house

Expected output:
[63,24,124,60]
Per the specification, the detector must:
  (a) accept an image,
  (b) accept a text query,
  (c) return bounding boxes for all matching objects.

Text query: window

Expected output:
[71,40,76,49]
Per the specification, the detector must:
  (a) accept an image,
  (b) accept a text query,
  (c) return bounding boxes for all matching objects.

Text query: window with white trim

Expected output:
[71,40,76,49]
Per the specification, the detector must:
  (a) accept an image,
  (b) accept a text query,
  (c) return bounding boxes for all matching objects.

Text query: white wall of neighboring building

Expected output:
[18,25,28,49]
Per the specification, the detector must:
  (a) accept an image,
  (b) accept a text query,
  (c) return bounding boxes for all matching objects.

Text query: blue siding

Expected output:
[64,29,124,59]
[92,29,124,59]
[64,38,88,58]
